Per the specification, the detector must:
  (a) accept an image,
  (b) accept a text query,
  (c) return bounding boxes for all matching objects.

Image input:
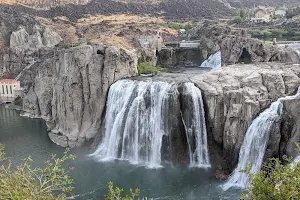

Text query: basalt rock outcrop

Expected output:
[10,25,62,51]
[219,36,300,65]
[188,23,300,66]
[17,45,138,147]
[190,63,300,169]
[157,48,203,68]
[281,96,300,159]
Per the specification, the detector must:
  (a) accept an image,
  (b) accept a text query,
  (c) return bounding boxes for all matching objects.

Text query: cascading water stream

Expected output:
[91,80,210,168]
[183,83,210,168]
[223,87,300,190]
[200,51,221,69]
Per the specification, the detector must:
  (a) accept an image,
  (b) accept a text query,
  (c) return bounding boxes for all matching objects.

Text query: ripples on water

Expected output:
[0,105,241,199]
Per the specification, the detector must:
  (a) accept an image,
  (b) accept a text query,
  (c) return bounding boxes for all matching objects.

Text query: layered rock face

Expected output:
[157,48,203,68]
[189,23,300,66]
[10,25,62,51]
[190,63,300,169]
[18,45,137,147]
[219,36,300,65]
[281,96,300,158]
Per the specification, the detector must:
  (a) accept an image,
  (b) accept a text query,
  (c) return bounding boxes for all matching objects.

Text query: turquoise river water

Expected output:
[0,105,240,200]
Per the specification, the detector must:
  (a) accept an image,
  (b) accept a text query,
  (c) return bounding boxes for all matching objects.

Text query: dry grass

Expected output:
[77,14,165,25]
[0,0,17,4]
[36,13,179,49]
[36,17,78,44]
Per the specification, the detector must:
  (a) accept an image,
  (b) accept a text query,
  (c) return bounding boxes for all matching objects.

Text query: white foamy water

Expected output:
[200,51,221,69]
[91,80,210,168]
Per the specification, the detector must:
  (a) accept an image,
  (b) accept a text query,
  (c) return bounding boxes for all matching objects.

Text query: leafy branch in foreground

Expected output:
[242,157,300,200]
[105,181,144,200]
[0,145,75,200]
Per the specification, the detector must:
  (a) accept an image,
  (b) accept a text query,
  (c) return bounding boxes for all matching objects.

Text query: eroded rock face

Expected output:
[9,25,62,51]
[219,36,300,65]
[19,45,138,147]
[190,63,300,169]
[281,96,300,158]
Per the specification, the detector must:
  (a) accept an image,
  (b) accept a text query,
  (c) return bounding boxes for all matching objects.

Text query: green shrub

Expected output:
[184,23,196,30]
[242,157,300,200]
[137,62,165,74]
[248,30,264,36]
[169,23,182,30]
[268,29,288,36]
[232,16,244,24]
[87,39,93,45]
[105,182,144,200]
[0,144,75,200]
[240,9,247,19]
[262,30,272,37]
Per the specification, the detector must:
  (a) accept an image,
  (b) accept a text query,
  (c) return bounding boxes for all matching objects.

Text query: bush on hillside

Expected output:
[232,16,244,24]
[242,157,300,200]
[169,23,182,30]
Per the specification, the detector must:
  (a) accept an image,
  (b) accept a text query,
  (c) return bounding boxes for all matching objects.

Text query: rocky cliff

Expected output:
[191,63,300,170]
[188,23,300,66]
[16,45,137,147]
[219,36,300,65]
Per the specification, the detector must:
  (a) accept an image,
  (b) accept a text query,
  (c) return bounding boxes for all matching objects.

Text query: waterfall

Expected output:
[200,51,221,69]
[91,80,210,168]
[296,50,300,57]
[223,88,300,190]
[291,156,300,168]
[182,83,210,168]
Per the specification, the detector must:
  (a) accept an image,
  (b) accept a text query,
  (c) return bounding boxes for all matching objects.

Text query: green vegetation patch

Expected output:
[242,157,300,199]
[232,16,246,24]
[137,62,165,75]
[169,23,196,31]
[249,28,300,39]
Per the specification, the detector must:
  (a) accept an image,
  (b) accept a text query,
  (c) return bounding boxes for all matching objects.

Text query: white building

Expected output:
[250,17,269,23]
[275,10,286,17]
[0,79,21,98]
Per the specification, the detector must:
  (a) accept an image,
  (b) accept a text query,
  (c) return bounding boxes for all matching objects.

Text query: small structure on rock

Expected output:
[0,79,22,102]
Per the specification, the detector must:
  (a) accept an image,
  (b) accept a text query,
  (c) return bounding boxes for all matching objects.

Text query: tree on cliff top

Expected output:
[242,157,300,200]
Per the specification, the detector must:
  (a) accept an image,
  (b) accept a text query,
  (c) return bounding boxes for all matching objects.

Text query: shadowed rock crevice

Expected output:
[238,48,252,64]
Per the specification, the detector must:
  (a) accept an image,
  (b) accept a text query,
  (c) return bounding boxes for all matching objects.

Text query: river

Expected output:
[0,105,240,200]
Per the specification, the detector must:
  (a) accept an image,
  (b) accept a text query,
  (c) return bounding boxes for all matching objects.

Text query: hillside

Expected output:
[1,0,234,20]
[0,0,90,8]
[227,0,300,8]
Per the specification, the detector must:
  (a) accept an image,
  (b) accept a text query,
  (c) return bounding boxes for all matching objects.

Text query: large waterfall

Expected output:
[91,80,210,168]
[223,88,300,190]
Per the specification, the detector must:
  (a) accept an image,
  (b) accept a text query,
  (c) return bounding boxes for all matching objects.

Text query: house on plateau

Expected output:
[251,6,275,22]
[275,9,286,17]
[0,79,21,98]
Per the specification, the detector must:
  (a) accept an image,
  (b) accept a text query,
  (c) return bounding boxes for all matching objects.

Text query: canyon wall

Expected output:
[11,45,137,147]
[191,63,300,169]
